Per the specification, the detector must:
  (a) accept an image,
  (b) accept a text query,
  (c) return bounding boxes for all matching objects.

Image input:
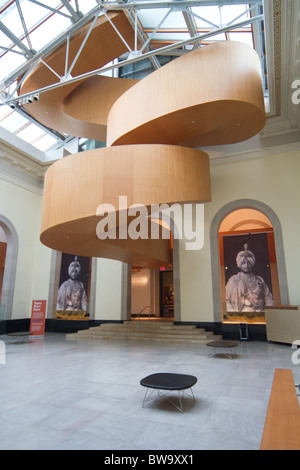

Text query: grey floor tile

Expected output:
[0,332,298,450]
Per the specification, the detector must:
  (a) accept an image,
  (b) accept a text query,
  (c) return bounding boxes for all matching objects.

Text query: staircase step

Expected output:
[84,330,213,340]
[66,320,221,344]
[98,324,206,335]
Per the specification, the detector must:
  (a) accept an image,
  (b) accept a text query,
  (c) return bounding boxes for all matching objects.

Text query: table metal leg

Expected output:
[209,347,234,359]
[142,387,195,412]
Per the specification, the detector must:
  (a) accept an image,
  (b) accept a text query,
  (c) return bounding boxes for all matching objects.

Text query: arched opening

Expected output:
[210,200,289,324]
[130,266,174,321]
[218,208,280,325]
[131,267,161,319]
[130,208,183,323]
[47,250,97,323]
[0,215,18,324]
[0,226,7,306]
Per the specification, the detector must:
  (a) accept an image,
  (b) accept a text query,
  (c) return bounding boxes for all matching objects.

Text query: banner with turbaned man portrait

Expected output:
[223,233,274,315]
[56,253,90,320]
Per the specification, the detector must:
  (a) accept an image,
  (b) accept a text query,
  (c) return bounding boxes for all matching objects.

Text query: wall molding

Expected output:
[209,139,300,166]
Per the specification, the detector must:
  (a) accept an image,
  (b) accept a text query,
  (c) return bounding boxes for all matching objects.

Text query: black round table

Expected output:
[140,373,197,412]
[207,340,238,359]
[7,332,31,344]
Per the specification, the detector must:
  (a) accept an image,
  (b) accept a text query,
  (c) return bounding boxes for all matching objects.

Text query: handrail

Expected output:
[134,305,151,320]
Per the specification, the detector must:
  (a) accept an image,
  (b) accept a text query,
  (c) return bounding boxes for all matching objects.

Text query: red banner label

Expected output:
[30,300,46,336]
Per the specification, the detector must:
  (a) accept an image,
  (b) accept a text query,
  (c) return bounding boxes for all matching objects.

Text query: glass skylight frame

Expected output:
[0,0,267,157]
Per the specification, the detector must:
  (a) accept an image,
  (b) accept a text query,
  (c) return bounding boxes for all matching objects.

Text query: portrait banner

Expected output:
[0,303,5,322]
[223,233,274,314]
[56,253,90,320]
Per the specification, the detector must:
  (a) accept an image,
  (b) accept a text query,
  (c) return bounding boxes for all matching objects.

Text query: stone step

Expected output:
[82,329,213,340]
[66,321,222,344]
[98,324,206,335]
[96,335,216,344]
[105,321,198,328]
[68,331,219,344]
[85,327,209,337]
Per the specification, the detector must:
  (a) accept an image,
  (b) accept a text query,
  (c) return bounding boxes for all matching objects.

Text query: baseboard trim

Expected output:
[222,322,267,341]
[1,318,267,340]
[0,318,123,335]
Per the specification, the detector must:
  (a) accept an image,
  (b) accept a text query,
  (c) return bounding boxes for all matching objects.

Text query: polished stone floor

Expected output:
[0,332,299,451]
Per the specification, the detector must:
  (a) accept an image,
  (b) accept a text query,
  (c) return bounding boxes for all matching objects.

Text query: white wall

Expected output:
[131,269,151,315]
[0,177,51,319]
[0,226,6,242]
[0,174,125,322]
[178,147,300,323]
[1,146,300,325]
[94,257,123,320]
[30,200,53,306]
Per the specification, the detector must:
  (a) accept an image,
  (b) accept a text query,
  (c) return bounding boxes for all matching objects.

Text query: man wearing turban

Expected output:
[56,257,87,312]
[226,244,274,312]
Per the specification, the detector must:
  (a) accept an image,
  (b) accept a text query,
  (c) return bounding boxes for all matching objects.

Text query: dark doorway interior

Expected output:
[159,269,174,318]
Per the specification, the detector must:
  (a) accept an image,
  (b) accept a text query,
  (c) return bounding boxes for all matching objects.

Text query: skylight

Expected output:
[0,1,266,159]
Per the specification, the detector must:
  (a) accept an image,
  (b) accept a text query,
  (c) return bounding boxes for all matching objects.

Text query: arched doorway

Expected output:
[131,267,159,319]
[129,209,182,322]
[210,200,289,324]
[0,226,7,306]
[0,215,18,323]
[219,208,280,324]
[130,266,174,320]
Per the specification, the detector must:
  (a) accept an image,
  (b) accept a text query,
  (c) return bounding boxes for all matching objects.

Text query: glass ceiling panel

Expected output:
[201,32,227,43]
[0,103,11,119]
[32,133,58,151]
[0,111,28,132]
[1,3,24,34]
[0,1,266,158]
[150,32,192,41]
[191,6,220,28]
[16,122,44,141]
[4,114,23,130]
[73,0,96,15]
[137,8,175,28]
[0,50,25,81]
[27,13,71,50]
[227,31,254,48]
[0,29,12,47]
[16,1,56,33]
[219,4,251,25]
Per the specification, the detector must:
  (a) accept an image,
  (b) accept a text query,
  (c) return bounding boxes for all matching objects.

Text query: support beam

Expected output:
[96,1,262,9]
[0,21,33,58]
[15,0,34,52]
[8,13,264,105]
[0,1,263,94]
[182,8,200,49]
[60,0,83,23]
[124,10,161,69]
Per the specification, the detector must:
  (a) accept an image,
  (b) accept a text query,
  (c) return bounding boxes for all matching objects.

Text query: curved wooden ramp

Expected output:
[18,13,266,266]
[40,144,210,267]
[107,42,265,147]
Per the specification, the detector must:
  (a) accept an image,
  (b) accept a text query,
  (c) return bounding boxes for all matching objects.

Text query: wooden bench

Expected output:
[260,369,300,450]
